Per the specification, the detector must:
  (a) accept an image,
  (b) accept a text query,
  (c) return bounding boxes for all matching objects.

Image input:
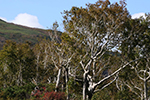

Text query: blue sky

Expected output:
[0,0,150,31]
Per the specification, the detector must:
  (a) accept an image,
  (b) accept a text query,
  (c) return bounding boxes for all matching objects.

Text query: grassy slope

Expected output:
[0,19,59,49]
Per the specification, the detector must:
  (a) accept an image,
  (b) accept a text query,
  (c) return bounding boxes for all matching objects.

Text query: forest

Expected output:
[0,0,150,100]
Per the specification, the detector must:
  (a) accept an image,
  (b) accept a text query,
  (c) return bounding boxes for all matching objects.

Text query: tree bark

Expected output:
[36,53,40,84]
[65,68,69,100]
[83,70,94,100]
[143,80,147,100]
[19,64,22,86]
[55,68,62,92]
[83,71,88,100]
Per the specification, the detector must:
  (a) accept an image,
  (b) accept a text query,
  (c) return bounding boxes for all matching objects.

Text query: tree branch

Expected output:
[94,74,118,93]
[94,58,140,89]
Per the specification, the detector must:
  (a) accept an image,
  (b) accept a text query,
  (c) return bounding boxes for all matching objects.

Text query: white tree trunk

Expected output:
[65,68,69,100]
[36,53,40,84]
[55,68,62,92]
[83,71,88,100]
[82,59,138,100]
[19,64,22,86]
[144,80,147,100]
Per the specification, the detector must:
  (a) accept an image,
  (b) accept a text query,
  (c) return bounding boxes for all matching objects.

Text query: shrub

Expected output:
[31,85,66,100]
[0,83,35,100]
[42,91,66,100]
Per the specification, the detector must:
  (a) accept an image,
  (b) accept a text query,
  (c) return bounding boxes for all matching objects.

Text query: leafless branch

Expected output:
[94,74,118,93]
[94,58,140,88]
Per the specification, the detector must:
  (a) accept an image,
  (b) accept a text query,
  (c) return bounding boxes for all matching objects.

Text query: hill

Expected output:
[0,19,60,49]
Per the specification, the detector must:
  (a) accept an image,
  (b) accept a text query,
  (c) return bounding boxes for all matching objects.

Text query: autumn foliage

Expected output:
[31,87,66,100]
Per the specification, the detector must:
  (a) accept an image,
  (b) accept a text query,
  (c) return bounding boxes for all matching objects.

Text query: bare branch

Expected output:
[134,68,145,81]
[94,58,140,88]
[94,75,118,93]
[85,59,92,70]
[124,82,141,98]
[80,61,85,71]
[51,56,59,70]
[128,77,142,91]
[94,39,109,58]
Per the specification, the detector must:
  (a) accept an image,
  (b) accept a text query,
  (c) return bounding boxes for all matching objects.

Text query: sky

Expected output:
[0,0,150,31]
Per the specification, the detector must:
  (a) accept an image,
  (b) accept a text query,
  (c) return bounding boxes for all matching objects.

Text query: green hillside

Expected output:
[0,19,58,49]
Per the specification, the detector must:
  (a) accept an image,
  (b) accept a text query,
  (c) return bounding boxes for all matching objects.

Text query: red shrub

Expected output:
[31,87,66,100]
[42,91,66,100]
[42,87,46,91]
[31,90,42,98]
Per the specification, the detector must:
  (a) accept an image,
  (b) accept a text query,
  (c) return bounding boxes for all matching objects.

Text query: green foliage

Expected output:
[92,82,117,100]
[0,83,36,100]
[0,19,59,50]
[68,78,82,96]
[91,83,139,100]
[119,13,150,100]
[38,83,56,92]
[115,86,139,100]
[0,40,36,86]
[0,1,150,100]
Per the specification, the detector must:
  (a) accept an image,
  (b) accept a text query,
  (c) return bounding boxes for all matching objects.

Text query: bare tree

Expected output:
[45,22,76,100]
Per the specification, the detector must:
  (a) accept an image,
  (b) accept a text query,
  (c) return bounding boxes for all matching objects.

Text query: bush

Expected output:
[30,84,66,100]
[0,83,36,100]
[42,91,66,100]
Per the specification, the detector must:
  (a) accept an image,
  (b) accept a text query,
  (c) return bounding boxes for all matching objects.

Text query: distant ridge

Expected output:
[0,19,61,49]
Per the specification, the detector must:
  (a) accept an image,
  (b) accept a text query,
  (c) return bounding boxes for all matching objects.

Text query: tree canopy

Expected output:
[0,0,150,100]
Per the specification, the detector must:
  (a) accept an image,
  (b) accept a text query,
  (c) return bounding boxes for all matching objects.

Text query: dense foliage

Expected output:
[0,0,150,100]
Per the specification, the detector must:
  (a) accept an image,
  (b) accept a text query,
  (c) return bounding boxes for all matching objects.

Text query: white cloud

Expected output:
[0,13,43,28]
[10,13,43,28]
[132,13,145,19]
[0,17,7,21]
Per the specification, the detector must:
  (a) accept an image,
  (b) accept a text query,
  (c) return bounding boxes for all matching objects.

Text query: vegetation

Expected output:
[0,19,61,50]
[0,0,150,100]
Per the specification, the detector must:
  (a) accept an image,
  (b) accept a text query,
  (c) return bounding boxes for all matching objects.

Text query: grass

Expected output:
[0,19,62,50]
[0,19,53,49]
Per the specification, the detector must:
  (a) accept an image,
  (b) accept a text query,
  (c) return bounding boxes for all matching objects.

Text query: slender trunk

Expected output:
[62,68,65,92]
[143,69,148,100]
[44,49,48,69]
[83,74,86,100]
[19,64,22,86]
[65,68,69,100]
[36,53,40,84]
[141,93,143,100]
[83,72,95,100]
[3,64,7,88]
[143,80,147,100]
[83,71,88,100]
[55,68,62,92]
[36,64,39,84]
[83,82,86,100]
[87,93,93,100]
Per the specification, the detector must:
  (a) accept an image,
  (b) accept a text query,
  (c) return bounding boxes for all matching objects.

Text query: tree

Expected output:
[35,22,77,99]
[117,14,150,100]
[33,39,54,85]
[51,23,79,100]
[0,40,36,87]
[62,0,135,99]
